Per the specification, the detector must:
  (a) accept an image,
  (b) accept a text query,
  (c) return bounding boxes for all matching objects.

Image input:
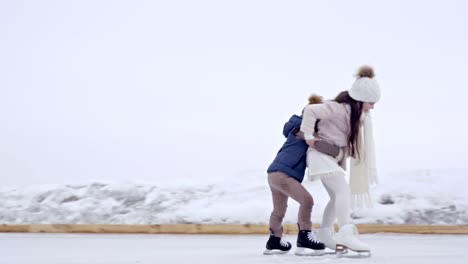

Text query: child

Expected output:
[264,95,340,256]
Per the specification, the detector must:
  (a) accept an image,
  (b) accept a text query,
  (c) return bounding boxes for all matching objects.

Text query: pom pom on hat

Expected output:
[349,65,381,103]
[308,94,323,104]
[355,65,375,79]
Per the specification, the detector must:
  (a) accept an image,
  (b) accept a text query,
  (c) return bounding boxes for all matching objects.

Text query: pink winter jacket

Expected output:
[300,101,351,169]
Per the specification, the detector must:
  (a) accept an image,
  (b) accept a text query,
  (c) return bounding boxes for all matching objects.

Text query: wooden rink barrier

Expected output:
[1,224,468,235]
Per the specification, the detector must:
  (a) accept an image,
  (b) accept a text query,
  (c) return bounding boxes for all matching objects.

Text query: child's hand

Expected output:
[294,131,305,140]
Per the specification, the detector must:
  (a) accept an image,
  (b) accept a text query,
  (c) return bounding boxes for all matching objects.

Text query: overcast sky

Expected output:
[1,0,468,186]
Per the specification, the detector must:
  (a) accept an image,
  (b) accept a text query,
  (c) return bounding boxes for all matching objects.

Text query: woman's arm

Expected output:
[300,102,338,144]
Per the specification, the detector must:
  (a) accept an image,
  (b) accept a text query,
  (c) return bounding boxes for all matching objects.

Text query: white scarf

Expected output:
[349,112,378,209]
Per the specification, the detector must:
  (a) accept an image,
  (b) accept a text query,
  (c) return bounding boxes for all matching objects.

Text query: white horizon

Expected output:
[1,0,468,185]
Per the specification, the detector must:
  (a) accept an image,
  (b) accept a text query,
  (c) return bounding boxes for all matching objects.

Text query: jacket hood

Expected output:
[283,115,302,137]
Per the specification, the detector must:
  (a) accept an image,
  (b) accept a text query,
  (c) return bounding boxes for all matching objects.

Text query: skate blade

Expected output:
[336,245,371,258]
[295,247,326,256]
[263,249,289,255]
[323,248,338,255]
[337,251,371,258]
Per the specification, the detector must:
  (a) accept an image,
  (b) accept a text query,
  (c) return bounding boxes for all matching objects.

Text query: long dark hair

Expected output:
[334,91,363,158]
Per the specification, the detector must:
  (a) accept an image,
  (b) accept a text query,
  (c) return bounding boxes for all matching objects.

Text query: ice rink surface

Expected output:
[1,233,467,264]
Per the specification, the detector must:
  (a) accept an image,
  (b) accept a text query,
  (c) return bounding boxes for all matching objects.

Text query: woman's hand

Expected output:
[306,138,321,148]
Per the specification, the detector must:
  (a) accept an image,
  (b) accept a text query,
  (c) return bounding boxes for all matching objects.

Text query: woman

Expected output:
[300,65,380,255]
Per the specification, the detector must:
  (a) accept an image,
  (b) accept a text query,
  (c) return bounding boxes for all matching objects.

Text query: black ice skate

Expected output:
[295,230,326,256]
[263,234,292,255]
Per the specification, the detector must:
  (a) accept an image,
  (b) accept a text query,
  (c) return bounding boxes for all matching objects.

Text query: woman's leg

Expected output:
[320,172,370,253]
[320,180,336,228]
[320,172,351,227]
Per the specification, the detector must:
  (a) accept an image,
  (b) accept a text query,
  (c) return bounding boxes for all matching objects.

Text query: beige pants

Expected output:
[268,172,314,237]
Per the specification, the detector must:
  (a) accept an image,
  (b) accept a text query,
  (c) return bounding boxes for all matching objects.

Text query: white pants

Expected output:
[320,172,352,228]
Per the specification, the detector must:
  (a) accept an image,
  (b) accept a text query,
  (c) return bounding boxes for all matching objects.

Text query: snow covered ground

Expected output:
[1,168,467,225]
[1,233,468,264]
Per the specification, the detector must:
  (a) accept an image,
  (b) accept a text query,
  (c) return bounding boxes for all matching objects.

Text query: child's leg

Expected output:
[268,173,289,236]
[269,172,314,231]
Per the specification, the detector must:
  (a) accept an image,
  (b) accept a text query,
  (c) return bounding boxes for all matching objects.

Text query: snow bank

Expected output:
[1,169,467,224]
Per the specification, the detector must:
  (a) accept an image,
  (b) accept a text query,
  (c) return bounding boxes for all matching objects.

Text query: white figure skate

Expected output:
[317,226,337,254]
[335,224,371,258]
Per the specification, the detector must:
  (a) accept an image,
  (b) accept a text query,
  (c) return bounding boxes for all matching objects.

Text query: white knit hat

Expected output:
[349,65,381,103]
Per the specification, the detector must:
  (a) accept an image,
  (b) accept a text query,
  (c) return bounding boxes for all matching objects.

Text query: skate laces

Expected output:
[351,225,360,235]
[279,238,289,247]
[307,231,320,244]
